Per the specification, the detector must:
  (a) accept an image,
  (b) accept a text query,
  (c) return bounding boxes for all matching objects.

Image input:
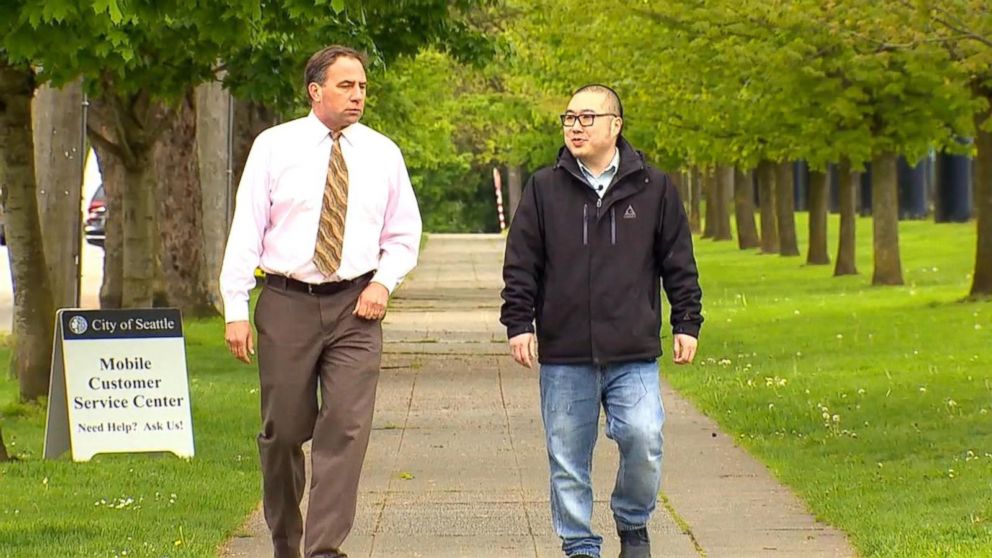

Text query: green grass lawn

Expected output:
[666,214,992,557]
[0,318,261,557]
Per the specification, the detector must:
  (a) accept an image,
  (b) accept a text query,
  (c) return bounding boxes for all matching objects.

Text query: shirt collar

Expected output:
[306,111,357,147]
[576,147,620,179]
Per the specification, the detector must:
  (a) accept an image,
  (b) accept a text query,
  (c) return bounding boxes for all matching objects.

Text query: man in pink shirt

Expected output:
[219,45,422,558]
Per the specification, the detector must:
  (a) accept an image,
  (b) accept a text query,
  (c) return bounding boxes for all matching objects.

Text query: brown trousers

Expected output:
[254,276,382,558]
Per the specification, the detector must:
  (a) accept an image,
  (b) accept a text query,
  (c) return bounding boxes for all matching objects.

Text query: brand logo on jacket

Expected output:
[623,205,637,219]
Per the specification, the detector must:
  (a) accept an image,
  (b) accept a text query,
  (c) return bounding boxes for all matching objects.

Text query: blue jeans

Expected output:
[539,360,665,558]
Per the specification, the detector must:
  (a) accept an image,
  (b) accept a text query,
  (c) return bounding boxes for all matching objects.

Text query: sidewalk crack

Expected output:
[498,360,540,558]
[367,358,421,557]
[660,492,706,557]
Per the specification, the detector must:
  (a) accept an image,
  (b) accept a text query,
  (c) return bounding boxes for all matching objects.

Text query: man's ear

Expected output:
[308,82,321,103]
[612,116,623,137]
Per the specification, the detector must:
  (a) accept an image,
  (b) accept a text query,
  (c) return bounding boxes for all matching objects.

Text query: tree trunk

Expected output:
[121,159,156,307]
[734,167,759,249]
[689,167,702,234]
[834,161,858,276]
[670,170,685,200]
[807,169,830,265]
[154,90,218,317]
[90,140,124,308]
[702,167,716,238]
[32,80,85,309]
[195,82,231,312]
[0,61,56,402]
[871,152,904,286]
[232,98,278,191]
[507,165,523,224]
[757,160,779,254]
[713,165,733,241]
[87,87,172,309]
[776,161,800,256]
[971,121,992,297]
[0,427,10,461]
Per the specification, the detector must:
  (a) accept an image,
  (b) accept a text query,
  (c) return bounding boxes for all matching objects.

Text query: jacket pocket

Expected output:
[582,204,589,246]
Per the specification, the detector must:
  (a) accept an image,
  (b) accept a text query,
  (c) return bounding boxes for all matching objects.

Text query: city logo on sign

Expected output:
[68,316,89,335]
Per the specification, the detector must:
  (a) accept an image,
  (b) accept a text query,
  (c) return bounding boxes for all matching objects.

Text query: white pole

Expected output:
[493,167,506,232]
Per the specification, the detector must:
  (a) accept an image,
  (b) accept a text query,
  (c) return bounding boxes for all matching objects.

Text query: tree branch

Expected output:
[86,124,126,161]
[915,0,992,49]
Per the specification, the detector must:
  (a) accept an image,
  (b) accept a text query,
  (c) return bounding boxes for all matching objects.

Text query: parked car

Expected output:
[84,185,106,247]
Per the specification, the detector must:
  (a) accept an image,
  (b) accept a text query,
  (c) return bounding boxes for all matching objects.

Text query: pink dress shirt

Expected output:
[219,112,422,322]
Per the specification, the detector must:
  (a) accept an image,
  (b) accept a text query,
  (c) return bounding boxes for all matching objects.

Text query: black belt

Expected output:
[265,271,374,295]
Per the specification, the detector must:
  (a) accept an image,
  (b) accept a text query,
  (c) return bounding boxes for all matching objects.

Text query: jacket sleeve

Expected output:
[655,173,703,338]
[500,174,544,338]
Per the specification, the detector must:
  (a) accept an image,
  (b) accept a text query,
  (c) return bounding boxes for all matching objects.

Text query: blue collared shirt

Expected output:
[576,148,620,199]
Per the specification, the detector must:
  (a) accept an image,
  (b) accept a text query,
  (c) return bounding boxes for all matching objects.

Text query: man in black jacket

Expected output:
[500,85,703,558]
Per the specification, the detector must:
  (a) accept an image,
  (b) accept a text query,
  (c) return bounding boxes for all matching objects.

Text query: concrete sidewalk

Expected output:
[220,234,855,558]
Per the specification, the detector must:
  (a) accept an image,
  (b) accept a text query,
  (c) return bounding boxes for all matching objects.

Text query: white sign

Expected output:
[44,309,195,461]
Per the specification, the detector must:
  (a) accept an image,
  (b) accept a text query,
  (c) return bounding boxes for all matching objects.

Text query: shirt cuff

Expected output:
[371,272,399,294]
[224,302,250,323]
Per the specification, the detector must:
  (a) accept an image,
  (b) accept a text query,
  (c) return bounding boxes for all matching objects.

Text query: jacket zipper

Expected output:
[587,205,597,365]
[557,159,642,366]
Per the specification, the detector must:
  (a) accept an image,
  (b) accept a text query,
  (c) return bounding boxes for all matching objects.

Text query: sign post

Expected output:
[44,308,195,461]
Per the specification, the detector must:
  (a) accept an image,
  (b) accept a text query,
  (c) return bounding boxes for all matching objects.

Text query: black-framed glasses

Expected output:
[560,113,618,128]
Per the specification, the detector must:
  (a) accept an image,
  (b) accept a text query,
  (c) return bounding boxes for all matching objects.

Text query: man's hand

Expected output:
[509,332,537,369]
[354,282,389,320]
[673,333,698,365]
[226,321,254,364]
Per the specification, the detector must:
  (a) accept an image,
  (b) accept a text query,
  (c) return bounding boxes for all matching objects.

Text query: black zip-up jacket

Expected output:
[500,136,703,365]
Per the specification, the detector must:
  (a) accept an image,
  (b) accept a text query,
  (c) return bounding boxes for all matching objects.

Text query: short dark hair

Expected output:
[304,45,367,102]
[572,84,624,118]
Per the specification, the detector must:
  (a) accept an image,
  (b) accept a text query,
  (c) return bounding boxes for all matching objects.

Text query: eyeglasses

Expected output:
[560,113,618,128]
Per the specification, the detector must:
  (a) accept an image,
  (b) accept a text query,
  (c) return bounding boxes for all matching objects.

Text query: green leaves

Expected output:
[496,0,988,171]
[92,0,124,24]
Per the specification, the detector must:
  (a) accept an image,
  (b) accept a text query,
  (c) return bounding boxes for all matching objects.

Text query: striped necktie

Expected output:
[313,132,349,276]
